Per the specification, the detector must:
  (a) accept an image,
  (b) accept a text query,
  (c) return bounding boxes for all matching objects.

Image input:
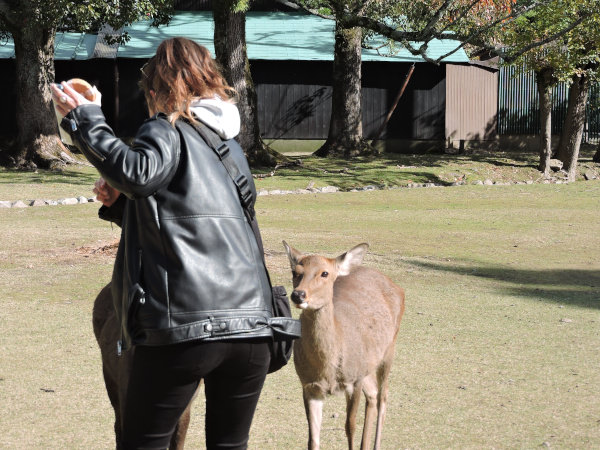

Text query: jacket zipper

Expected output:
[84,142,106,162]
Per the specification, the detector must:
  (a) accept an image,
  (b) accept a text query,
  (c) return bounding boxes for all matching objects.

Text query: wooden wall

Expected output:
[445,63,498,149]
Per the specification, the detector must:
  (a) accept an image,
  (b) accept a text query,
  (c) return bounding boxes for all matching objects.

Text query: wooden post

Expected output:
[372,63,415,143]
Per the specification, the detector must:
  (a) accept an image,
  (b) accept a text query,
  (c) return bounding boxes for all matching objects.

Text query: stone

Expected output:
[549,159,563,171]
[77,196,89,203]
[473,180,484,185]
[320,186,339,193]
[58,198,79,205]
[29,199,46,207]
[483,179,493,185]
[11,200,28,208]
[45,200,58,206]
[0,201,11,208]
[584,171,596,180]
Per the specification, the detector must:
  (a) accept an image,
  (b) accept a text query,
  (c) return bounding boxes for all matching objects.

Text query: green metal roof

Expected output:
[0,11,468,63]
[0,32,97,60]
[118,11,469,63]
[117,11,215,58]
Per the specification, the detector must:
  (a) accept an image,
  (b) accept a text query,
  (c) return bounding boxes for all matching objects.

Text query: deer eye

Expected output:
[321,271,329,278]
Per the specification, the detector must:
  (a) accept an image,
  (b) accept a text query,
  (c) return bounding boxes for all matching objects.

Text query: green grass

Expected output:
[0,161,599,449]
[1,147,597,201]
[0,164,99,201]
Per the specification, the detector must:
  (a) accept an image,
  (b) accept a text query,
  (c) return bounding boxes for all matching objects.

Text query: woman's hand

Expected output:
[51,81,102,117]
[93,178,120,207]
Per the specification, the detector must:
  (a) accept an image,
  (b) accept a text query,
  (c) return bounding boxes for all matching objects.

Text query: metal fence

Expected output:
[498,65,600,143]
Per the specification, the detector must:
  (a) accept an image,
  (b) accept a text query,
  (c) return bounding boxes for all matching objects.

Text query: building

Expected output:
[0,11,503,153]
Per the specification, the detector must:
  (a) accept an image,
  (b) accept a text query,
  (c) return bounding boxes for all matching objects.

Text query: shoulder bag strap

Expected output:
[184,119,301,340]
[187,120,256,223]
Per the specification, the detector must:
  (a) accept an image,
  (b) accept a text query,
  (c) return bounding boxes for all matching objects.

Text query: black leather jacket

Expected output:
[63,104,274,350]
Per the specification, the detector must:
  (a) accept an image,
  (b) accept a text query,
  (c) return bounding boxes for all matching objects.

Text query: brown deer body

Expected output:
[283,242,405,450]
[92,283,193,449]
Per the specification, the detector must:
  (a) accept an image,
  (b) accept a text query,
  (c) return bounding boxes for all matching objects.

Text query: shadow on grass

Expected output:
[0,167,97,186]
[276,154,456,188]
[406,259,600,309]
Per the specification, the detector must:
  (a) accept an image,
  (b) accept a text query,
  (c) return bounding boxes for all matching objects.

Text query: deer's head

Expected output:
[283,241,369,311]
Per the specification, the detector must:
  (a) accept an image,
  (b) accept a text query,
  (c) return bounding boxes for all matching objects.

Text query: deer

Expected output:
[283,241,405,450]
[92,283,194,449]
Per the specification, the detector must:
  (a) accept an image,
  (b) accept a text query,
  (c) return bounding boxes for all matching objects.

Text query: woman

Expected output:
[52,37,274,449]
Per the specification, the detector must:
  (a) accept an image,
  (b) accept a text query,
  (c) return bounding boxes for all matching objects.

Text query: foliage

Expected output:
[0,0,174,43]
[503,0,600,81]
[286,0,592,64]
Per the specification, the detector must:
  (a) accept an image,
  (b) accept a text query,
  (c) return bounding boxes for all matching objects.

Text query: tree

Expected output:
[503,0,598,180]
[314,14,369,157]
[212,0,280,167]
[554,23,600,180]
[284,0,585,159]
[536,67,557,175]
[0,0,172,169]
[305,1,375,158]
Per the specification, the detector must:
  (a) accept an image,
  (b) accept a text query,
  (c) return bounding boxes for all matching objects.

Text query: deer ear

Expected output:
[283,240,303,271]
[336,243,369,276]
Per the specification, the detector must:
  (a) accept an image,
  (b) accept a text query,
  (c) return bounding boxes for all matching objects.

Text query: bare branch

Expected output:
[275,0,335,20]
[437,0,486,34]
[357,0,377,16]
[417,0,453,41]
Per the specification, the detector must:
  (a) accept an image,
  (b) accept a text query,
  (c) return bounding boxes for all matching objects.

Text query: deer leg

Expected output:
[374,350,394,450]
[303,387,324,450]
[345,381,363,450]
[359,374,378,450]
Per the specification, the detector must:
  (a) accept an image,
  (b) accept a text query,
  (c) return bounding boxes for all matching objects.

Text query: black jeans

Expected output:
[121,338,271,449]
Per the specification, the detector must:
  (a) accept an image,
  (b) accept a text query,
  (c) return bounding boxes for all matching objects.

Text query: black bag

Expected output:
[268,285,296,373]
[185,120,301,374]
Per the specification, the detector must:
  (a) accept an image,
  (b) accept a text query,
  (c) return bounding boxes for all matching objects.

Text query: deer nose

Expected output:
[291,290,306,305]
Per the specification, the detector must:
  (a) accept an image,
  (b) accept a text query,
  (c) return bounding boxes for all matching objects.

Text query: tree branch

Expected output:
[416,0,453,41]
[501,14,589,63]
[275,0,335,20]
[357,0,377,16]
[277,0,591,65]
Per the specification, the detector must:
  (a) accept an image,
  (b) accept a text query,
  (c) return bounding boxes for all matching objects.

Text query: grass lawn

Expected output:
[0,156,599,449]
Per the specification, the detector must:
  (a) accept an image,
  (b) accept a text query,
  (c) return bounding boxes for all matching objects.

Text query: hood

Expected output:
[189,97,241,140]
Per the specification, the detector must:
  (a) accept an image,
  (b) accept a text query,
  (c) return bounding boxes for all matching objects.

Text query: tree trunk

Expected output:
[9,23,72,169]
[212,2,277,167]
[314,22,373,158]
[557,72,590,181]
[536,68,554,176]
[593,142,600,163]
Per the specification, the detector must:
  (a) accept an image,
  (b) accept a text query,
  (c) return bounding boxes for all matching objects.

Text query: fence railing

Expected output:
[498,65,599,144]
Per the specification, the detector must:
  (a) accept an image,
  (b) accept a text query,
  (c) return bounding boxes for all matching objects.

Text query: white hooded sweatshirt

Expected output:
[189,97,241,140]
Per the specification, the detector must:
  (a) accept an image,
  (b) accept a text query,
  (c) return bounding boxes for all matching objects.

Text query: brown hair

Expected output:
[138,37,235,124]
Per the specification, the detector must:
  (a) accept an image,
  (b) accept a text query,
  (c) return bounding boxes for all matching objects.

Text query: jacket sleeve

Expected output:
[62,104,180,199]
